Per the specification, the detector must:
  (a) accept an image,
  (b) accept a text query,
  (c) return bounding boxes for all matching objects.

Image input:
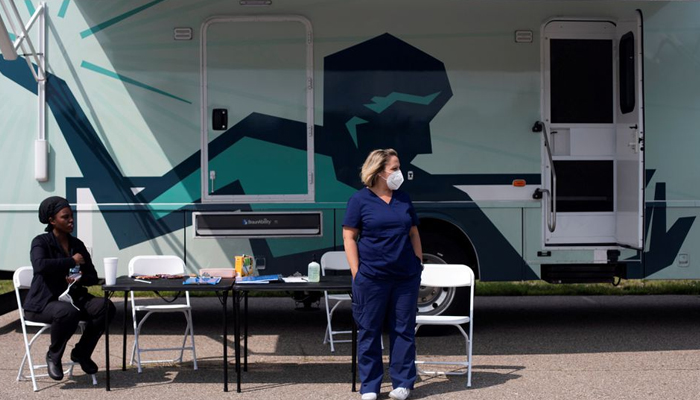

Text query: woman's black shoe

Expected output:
[70,349,98,374]
[46,352,64,380]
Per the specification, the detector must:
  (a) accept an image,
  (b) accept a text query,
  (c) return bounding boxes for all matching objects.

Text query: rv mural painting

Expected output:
[1,1,699,312]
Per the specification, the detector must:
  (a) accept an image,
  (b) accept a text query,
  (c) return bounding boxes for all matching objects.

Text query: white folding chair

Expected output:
[13,266,96,391]
[321,252,352,352]
[128,255,197,373]
[415,264,474,387]
[320,251,383,352]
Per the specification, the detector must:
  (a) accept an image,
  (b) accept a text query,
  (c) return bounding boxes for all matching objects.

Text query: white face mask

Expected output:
[382,170,404,190]
[58,280,80,311]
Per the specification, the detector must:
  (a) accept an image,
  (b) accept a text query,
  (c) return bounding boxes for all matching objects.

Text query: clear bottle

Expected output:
[69,265,81,279]
[308,254,320,283]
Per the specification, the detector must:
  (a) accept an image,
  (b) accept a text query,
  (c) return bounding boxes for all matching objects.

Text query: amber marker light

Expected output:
[512,179,526,187]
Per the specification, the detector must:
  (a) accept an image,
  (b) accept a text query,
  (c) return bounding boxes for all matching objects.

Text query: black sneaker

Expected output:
[70,349,98,374]
[46,352,64,380]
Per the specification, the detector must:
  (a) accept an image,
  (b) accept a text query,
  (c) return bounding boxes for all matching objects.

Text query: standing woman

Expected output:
[343,149,423,400]
[24,196,116,381]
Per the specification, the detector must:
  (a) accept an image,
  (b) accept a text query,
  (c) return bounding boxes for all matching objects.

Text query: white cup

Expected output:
[103,257,118,286]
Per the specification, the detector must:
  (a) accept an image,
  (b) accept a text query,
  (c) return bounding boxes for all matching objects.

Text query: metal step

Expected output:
[541,263,626,284]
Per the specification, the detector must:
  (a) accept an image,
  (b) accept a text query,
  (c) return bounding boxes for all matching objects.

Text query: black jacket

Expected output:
[24,232,99,313]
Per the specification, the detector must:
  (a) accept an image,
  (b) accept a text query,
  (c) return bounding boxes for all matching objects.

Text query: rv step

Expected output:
[541,263,626,284]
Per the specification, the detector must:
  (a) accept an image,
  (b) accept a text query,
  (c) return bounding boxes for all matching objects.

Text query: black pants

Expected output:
[25,294,116,362]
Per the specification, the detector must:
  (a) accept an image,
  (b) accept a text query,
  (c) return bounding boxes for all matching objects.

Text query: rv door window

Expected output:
[619,32,636,114]
[550,39,613,124]
[554,160,614,212]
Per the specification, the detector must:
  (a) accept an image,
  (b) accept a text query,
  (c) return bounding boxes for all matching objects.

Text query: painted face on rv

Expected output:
[323,33,453,162]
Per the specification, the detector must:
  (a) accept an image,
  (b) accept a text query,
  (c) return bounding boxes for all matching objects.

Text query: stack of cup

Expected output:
[103,257,118,286]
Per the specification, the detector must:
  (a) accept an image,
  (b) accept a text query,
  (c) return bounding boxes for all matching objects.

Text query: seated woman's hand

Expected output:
[72,253,85,265]
[65,272,81,284]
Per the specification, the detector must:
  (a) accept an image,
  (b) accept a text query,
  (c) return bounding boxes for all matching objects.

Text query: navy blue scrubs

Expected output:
[344,188,422,394]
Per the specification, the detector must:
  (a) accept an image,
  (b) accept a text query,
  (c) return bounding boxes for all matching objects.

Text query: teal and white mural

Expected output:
[1,1,699,288]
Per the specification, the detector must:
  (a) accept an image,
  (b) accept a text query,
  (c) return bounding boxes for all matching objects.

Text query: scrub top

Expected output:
[343,187,422,280]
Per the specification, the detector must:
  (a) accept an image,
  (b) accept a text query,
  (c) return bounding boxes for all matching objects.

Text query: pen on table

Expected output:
[133,278,152,284]
[301,277,308,282]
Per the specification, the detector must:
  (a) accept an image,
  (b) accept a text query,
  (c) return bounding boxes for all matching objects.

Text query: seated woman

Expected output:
[23,196,116,380]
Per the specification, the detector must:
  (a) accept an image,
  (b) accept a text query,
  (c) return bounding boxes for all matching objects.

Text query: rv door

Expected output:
[200,16,315,204]
[615,10,645,249]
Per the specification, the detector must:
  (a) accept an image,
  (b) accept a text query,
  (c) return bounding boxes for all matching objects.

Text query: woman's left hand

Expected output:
[65,271,82,284]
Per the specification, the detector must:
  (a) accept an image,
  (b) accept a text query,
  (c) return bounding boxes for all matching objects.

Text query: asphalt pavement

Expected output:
[3,294,700,399]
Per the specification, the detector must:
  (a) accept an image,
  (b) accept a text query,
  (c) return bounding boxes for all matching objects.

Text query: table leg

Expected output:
[352,318,357,392]
[223,289,228,392]
[104,290,111,391]
[244,292,248,372]
[122,291,127,371]
[234,290,241,393]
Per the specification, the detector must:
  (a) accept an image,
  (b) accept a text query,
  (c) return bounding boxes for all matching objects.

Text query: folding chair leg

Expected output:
[187,311,198,370]
[131,310,197,372]
[177,313,188,363]
[327,322,336,353]
[178,310,197,369]
[66,364,76,378]
[415,323,471,387]
[467,338,472,388]
[18,326,51,392]
[133,327,143,373]
[19,351,39,392]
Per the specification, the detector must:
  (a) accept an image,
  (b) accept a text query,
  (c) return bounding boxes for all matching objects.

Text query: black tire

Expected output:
[419,225,477,317]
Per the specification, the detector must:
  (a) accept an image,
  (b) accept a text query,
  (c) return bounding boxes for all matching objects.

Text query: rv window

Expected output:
[550,39,613,124]
[619,32,635,114]
[554,160,614,212]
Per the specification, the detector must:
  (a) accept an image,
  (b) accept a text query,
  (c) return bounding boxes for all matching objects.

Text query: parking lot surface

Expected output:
[2,294,700,399]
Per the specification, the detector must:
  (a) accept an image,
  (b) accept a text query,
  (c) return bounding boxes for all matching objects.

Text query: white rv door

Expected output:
[543,20,617,246]
[200,16,314,204]
[614,10,645,250]
[541,13,644,249]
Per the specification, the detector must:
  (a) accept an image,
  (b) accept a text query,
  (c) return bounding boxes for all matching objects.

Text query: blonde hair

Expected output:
[360,148,398,187]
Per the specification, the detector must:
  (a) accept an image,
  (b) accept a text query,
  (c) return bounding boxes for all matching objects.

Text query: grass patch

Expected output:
[476,279,700,296]
[0,280,12,295]
[5,279,700,297]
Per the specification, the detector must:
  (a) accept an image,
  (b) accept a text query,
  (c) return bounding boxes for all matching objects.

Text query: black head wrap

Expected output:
[38,196,70,232]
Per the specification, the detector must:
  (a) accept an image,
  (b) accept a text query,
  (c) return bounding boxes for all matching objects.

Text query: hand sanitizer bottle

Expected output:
[308,254,320,283]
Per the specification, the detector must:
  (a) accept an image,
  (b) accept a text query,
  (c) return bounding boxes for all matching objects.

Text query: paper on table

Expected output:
[183,276,221,285]
[282,276,308,283]
[236,274,282,284]
[236,280,269,284]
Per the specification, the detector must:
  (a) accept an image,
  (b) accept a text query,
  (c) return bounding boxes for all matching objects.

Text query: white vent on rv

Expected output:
[173,27,193,41]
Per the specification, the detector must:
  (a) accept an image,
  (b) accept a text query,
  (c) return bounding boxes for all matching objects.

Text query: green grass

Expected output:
[4,279,700,297]
[475,279,700,296]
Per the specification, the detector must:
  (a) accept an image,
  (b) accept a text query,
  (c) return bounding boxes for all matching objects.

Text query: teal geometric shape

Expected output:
[148,138,309,219]
[264,154,357,258]
[80,0,166,38]
[24,0,35,15]
[147,171,200,219]
[209,138,306,196]
[364,91,441,114]
[9,33,16,41]
[58,0,70,18]
[345,116,368,148]
[80,61,192,104]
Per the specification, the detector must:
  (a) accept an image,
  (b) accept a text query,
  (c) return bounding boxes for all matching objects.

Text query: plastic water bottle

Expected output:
[308,254,320,283]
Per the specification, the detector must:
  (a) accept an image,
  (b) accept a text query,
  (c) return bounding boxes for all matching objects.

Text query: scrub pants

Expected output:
[25,294,116,362]
[352,272,421,394]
